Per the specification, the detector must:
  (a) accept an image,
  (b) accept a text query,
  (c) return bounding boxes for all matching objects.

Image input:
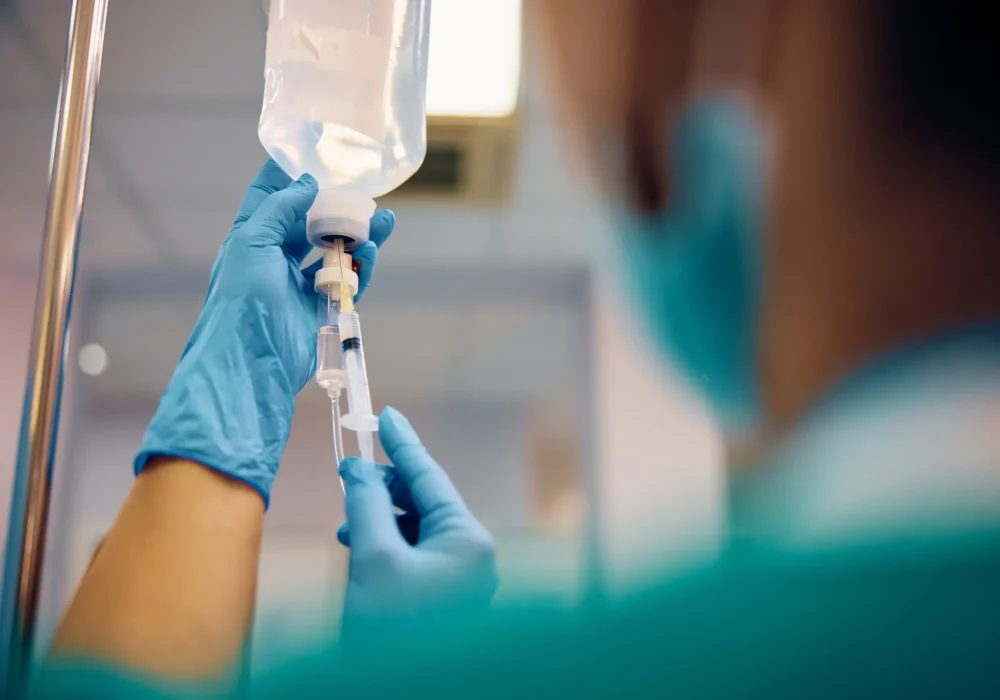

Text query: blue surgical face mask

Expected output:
[616,96,765,435]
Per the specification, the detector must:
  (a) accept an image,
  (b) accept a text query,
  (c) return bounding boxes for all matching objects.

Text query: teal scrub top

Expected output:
[33,531,1000,698]
[31,328,1000,698]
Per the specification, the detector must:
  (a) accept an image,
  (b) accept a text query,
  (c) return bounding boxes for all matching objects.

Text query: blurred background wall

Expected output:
[0,0,723,669]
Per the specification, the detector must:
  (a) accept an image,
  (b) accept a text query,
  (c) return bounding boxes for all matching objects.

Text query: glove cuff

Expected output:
[134,303,298,508]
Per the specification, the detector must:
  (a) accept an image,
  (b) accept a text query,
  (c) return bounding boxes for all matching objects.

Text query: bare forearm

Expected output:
[50,459,265,680]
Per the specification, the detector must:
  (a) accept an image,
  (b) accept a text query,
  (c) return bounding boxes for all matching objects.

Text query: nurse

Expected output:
[40,1,1000,697]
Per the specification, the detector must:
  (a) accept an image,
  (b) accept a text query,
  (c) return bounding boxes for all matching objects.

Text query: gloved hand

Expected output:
[337,407,499,644]
[135,160,395,506]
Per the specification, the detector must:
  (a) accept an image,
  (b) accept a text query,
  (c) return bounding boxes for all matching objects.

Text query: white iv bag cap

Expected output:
[307,190,377,251]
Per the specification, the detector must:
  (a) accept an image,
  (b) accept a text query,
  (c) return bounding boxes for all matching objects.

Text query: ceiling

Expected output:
[84,274,589,408]
[0,0,608,407]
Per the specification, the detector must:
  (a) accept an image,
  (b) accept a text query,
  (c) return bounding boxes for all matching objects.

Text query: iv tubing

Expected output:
[330,392,345,465]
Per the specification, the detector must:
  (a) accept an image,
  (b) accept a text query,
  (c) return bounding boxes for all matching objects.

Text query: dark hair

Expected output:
[883,0,1000,176]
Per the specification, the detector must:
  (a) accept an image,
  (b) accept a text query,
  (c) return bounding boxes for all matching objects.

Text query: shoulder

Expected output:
[253,530,1000,698]
[35,532,1000,699]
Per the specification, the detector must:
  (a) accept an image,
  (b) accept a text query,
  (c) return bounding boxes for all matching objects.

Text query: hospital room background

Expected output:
[0,0,722,675]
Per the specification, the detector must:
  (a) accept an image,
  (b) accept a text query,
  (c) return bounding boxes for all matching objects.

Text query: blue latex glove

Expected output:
[135,160,395,506]
[337,407,498,643]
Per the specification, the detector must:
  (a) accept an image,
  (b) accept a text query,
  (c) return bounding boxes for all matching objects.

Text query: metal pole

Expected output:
[0,0,108,692]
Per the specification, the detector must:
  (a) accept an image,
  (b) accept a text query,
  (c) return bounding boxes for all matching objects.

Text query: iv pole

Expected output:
[0,0,108,692]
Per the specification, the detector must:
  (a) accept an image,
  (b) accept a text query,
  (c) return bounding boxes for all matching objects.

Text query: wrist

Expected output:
[138,457,269,507]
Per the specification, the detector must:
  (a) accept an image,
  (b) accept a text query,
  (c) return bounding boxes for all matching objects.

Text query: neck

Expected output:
[759,2,1000,428]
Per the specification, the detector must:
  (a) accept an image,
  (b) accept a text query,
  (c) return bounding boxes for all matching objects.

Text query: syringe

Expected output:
[316,323,345,465]
[336,256,379,464]
[314,240,355,477]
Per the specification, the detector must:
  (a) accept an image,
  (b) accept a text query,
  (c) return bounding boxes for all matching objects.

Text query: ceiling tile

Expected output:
[82,287,586,406]
[84,296,199,400]
[97,0,264,102]
[93,111,265,194]
[7,0,73,87]
[0,107,134,267]
[0,110,61,208]
[362,306,463,401]
[0,203,44,268]
[494,200,604,266]
[149,203,237,265]
[150,201,501,269]
[514,120,584,203]
[374,206,497,265]
[0,109,124,200]
[460,305,582,398]
[79,203,161,272]
[0,9,59,103]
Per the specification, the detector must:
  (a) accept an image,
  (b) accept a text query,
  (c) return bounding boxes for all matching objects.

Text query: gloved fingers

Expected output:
[337,511,420,548]
[336,521,350,546]
[378,407,468,519]
[339,457,403,552]
[204,241,229,299]
[369,209,396,248]
[337,466,417,539]
[234,159,294,227]
[283,216,313,265]
[384,467,417,514]
[353,242,378,301]
[396,511,420,545]
[352,210,394,300]
[296,211,393,289]
[240,174,318,247]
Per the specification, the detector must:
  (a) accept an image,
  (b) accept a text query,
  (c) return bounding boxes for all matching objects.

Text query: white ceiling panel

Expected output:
[459,305,583,399]
[495,201,605,266]
[0,110,59,209]
[0,208,44,268]
[82,290,583,406]
[0,111,119,204]
[4,1,600,273]
[361,306,464,401]
[83,297,199,402]
[79,203,161,272]
[0,9,58,103]
[151,198,517,271]
[369,205,499,265]
[147,202,239,265]
[97,0,264,101]
[6,1,596,413]
[4,1,71,95]
[153,200,504,268]
[93,111,265,196]
[0,107,129,267]
[514,120,585,203]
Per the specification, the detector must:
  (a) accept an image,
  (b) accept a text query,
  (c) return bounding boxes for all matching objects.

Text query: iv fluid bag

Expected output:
[259,0,431,199]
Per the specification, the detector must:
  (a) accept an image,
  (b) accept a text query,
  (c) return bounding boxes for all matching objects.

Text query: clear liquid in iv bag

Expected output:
[259,0,431,198]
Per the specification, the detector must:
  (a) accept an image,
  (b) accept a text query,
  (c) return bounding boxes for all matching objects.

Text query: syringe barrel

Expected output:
[338,310,374,421]
[315,290,348,393]
[318,291,341,330]
[315,326,345,391]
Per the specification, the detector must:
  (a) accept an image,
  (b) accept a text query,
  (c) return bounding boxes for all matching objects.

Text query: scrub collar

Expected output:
[731,321,1000,546]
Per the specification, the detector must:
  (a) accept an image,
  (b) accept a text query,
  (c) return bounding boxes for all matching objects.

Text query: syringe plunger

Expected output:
[338,310,378,462]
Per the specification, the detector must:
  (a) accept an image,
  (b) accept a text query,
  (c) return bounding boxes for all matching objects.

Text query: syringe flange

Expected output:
[340,413,379,433]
